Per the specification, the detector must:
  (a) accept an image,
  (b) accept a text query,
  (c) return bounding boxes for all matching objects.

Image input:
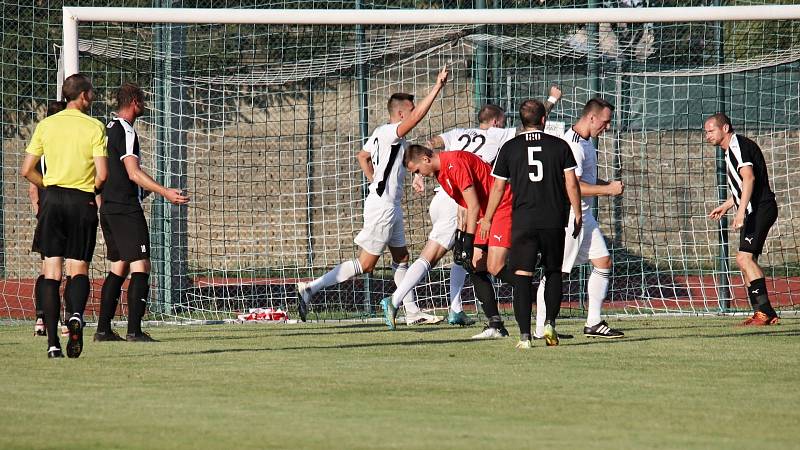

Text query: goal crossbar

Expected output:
[62,5,800,76]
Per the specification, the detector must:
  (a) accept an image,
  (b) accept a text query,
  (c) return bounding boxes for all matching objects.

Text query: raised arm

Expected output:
[396,65,449,138]
[543,84,562,117]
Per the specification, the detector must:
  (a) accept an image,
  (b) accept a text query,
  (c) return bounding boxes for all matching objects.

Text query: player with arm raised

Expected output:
[390,87,562,327]
[483,99,582,348]
[534,97,625,339]
[705,113,779,326]
[296,66,449,323]
[94,83,189,343]
[400,145,514,338]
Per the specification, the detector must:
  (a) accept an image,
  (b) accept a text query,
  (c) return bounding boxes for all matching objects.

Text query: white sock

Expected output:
[392,260,429,311]
[586,267,611,327]
[535,276,546,337]
[449,263,468,313]
[308,259,362,294]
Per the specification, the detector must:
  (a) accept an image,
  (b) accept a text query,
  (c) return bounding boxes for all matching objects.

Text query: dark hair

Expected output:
[706,112,734,132]
[61,73,93,102]
[116,82,144,108]
[404,144,433,166]
[46,101,67,117]
[478,104,505,125]
[582,96,615,116]
[387,93,414,114]
[519,99,547,129]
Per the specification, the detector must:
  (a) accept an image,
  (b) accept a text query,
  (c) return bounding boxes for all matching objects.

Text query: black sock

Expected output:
[63,275,73,321]
[471,271,500,321]
[41,279,61,349]
[127,272,150,336]
[98,272,125,333]
[544,271,564,324]
[511,274,533,336]
[747,289,759,312]
[494,265,513,286]
[34,275,45,319]
[749,278,777,317]
[67,274,90,319]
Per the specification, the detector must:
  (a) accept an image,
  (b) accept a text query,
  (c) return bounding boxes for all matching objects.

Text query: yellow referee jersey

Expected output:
[25,108,107,193]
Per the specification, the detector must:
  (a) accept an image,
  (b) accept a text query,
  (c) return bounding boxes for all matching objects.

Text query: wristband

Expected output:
[547,95,559,104]
[94,186,103,195]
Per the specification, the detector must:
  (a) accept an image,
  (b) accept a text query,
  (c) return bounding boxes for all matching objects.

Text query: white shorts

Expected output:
[562,210,610,272]
[428,189,459,249]
[354,194,406,256]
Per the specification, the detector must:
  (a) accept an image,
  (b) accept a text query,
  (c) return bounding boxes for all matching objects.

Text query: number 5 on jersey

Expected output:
[528,146,543,182]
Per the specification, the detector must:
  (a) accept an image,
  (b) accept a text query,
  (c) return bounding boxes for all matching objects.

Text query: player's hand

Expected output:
[478,217,491,241]
[412,173,425,194]
[572,216,583,239]
[95,194,102,209]
[548,84,562,102]
[165,188,190,205]
[708,204,728,221]
[457,232,475,273]
[733,211,745,231]
[437,65,449,86]
[606,180,624,196]
[452,230,464,265]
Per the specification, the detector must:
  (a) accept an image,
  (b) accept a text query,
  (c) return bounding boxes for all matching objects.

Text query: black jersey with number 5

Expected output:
[491,130,577,229]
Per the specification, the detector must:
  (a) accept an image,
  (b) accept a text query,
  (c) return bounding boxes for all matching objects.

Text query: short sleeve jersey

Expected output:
[563,127,597,212]
[726,134,776,214]
[25,109,107,193]
[363,123,408,206]
[436,151,512,217]
[492,130,577,229]
[102,117,143,213]
[439,127,518,164]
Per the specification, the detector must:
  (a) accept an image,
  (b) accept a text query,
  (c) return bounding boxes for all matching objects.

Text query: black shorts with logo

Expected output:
[739,200,778,257]
[33,186,98,261]
[100,208,150,262]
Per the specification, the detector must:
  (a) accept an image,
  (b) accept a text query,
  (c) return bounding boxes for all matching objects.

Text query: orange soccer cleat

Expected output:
[740,311,780,326]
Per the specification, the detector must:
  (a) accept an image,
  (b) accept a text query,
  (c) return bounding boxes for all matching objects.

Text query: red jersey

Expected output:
[436,151,512,216]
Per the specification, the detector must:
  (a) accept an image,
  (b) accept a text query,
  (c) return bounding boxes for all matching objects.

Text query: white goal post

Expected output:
[62,5,800,77]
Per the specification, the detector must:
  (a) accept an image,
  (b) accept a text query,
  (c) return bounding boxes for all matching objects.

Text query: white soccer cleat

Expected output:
[471,326,509,339]
[405,311,444,326]
[515,339,532,349]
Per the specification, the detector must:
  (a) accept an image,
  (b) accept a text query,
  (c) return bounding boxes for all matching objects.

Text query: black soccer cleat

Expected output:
[47,346,64,358]
[93,330,126,342]
[583,320,625,339]
[296,282,311,322]
[66,315,83,358]
[126,332,158,342]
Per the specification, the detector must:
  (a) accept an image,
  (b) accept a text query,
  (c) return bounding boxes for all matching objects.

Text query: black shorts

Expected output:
[30,188,46,256]
[33,186,98,261]
[100,209,150,262]
[509,227,565,273]
[739,201,778,257]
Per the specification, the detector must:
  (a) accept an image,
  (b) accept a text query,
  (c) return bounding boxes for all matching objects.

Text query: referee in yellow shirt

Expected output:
[21,73,108,359]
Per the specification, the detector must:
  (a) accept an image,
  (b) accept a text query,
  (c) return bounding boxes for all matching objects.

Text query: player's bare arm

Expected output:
[543,84,562,116]
[565,169,583,237]
[20,154,44,188]
[396,65,449,138]
[579,178,624,196]
[122,157,190,205]
[412,173,425,194]
[27,183,39,214]
[709,197,735,221]
[479,178,506,240]
[733,165,756,230]
[356,150,374,182]
[461,185,480,235]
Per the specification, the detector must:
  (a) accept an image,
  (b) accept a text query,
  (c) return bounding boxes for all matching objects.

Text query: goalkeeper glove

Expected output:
[457,232,475,273]
[452,229,464,265]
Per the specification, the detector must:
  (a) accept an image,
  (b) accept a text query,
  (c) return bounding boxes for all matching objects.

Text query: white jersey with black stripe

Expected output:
[363,122,408,206]
[563,127,597,213]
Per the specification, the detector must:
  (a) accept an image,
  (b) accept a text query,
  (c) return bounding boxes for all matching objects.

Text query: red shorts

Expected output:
[475,205,512,248]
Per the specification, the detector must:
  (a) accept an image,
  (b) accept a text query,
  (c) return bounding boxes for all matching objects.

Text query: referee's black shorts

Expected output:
[30,188,46,256]
[509,227,565,273]
[33,186,98,262]
[739,200,778,257]
[100,209,150,262]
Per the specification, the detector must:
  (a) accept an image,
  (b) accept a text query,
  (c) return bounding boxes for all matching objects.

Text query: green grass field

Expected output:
[1,317,799,450]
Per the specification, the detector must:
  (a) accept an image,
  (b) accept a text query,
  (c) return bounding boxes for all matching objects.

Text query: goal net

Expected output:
[1,1,799,324]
